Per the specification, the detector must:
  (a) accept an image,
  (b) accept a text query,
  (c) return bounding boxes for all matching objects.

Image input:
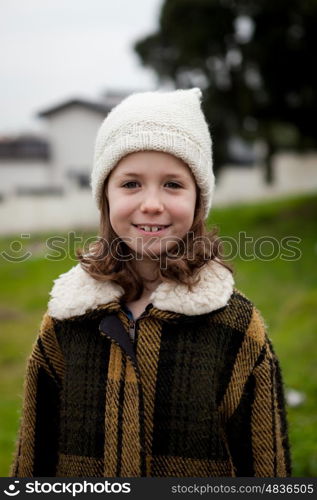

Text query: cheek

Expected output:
[108,195,133,221]
[170,195,196,221]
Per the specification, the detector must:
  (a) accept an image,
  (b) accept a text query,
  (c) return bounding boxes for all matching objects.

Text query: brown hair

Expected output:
[77,183,232,303]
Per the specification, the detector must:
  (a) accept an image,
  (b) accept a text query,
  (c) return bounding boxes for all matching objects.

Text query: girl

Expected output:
[11,88,291,477]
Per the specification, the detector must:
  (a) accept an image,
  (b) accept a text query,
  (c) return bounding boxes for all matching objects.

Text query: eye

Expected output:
[122,181,140,189]
[165,181,182,189]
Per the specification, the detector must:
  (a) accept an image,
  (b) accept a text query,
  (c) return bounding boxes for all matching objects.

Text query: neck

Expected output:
[131,259,162,296]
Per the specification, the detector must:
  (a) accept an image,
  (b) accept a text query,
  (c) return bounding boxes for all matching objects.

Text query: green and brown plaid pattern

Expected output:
[11,292,291,477]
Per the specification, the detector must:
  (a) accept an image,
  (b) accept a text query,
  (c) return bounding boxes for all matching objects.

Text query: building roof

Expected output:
[38,98,111,117]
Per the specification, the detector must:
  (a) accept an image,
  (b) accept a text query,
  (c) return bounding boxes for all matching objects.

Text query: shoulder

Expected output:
[213,288,267,346]
[47,264,123,320]
[26,311,66,381]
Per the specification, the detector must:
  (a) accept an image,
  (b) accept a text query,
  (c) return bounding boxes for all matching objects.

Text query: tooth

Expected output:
[152,226,159,232]
[144,226,151,232]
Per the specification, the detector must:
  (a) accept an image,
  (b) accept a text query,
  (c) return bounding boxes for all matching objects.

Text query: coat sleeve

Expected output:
[225,312,292,477]
[10,313,64,477]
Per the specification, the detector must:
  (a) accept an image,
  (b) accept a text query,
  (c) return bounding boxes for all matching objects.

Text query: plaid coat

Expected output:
[10,261,291,477]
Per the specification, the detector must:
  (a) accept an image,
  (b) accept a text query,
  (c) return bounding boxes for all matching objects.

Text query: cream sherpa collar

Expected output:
[48,261,234,320]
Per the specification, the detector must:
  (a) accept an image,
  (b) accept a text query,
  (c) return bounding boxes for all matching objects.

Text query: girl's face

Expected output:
[106,151,197,258]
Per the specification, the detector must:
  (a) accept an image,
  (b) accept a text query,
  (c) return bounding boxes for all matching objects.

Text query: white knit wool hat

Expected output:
[91,87,214,218]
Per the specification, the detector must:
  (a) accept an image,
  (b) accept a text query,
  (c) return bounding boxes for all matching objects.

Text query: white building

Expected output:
[37,98,111,190]
[0,91,128,199]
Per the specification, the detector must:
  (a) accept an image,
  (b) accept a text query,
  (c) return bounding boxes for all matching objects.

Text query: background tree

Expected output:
[134,0,317,181]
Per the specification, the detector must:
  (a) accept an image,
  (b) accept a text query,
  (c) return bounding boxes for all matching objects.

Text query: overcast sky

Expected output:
[0,0,164,135]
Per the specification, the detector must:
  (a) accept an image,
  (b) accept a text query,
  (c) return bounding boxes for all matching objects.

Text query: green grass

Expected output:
[0,194,316,476]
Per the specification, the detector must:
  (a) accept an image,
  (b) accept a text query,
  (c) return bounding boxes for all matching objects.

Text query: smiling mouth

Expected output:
[132,224,171,233]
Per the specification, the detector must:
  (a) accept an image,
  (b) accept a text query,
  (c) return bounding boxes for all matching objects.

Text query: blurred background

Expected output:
[0,0,316,476]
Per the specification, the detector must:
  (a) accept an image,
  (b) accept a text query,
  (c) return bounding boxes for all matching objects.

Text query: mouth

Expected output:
[132,224,171,234]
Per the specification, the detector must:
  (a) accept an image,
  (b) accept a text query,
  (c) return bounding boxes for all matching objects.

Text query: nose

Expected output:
[140,189,164,213]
